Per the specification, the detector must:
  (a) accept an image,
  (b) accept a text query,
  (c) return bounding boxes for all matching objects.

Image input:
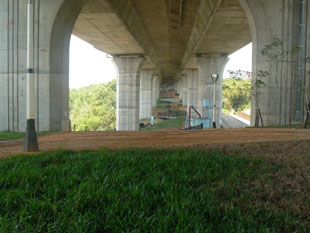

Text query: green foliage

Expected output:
[0,131,25,141]
[0,149,307,232]
[142,116,186,131]
[222,78,251,112]
[69,80,116,131]
[0,131,57,141]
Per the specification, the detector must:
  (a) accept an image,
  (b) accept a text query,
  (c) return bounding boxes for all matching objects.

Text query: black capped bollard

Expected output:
[24,119,39,152]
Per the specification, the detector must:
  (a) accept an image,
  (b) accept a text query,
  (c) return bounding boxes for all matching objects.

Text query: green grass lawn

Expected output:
[0,131,26,141]
[142,116,186,130]
[0,131,57,141]
[0,149,308,232]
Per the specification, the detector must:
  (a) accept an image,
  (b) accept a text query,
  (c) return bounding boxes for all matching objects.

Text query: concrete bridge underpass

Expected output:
[0,0,310,132]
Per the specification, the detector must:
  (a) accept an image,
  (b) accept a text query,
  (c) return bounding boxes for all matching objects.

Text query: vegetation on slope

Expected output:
[69,80,116,131]
[142,99,186,130]
[222,77,251,112]
[0,149,308,232]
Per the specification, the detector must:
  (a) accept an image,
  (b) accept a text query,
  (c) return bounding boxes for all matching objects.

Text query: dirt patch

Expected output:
[1,128,310,223]
[1,128,310,156]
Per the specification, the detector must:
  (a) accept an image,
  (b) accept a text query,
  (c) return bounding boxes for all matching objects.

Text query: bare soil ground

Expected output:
[1,128,310,223]
[1,128,310,156]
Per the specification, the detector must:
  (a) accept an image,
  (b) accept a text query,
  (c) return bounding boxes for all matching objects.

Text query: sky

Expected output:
[223,43,252,78]
[69,35,252,88]
[69,35,117,89]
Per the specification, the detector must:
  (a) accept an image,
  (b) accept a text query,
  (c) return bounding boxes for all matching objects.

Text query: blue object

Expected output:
[203,99,212,108]
[185,118,211,129]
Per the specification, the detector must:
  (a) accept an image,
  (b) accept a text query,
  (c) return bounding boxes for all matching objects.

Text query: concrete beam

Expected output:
[180,0,223,71]
[108,0,161,72]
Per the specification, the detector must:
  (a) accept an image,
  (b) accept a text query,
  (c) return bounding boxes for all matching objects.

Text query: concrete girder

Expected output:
[180,0,223,71]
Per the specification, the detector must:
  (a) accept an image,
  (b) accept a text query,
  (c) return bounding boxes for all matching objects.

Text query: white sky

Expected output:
[69,35,117,89]
[69,35,252,88]
[223,43,252,78]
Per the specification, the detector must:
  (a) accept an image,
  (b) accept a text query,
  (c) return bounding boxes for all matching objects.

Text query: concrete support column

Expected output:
[152,76,160,107]
[181,75,188,107]
[113,56,146,131]
[185,69,199,110]
[197,56,229,127]
[140,69,155,119]
[304,1,310,115]
[177,79,183,100]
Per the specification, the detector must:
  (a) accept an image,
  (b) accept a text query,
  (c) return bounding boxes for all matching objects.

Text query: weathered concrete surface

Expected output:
[152,75,160,107]
[113,56,145,131]
[74,0,251,83]
[185,69,199,111]
[197,56,229,127]
[139,69,155,120]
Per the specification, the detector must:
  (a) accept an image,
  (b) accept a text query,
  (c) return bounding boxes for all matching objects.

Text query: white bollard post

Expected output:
[24,0,39,152]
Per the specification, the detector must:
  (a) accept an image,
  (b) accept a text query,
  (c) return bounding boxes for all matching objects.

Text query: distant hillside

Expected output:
[70,80,116,131]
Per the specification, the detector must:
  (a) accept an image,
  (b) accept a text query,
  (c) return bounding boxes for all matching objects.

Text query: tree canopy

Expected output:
[222,77,251,112]
[69,80,116,131]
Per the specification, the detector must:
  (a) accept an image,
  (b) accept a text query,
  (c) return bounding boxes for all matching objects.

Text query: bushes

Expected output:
[70,80,116,131]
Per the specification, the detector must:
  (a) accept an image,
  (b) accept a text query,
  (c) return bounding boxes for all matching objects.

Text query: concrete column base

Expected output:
[62,120,71,132]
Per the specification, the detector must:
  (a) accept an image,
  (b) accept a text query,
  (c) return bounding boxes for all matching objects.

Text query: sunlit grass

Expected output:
[142,116,186,130]
[0,148,308,232]
[0,131,57,141]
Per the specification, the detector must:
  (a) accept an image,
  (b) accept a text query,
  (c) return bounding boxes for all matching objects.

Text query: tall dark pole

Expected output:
[24,0,39,152]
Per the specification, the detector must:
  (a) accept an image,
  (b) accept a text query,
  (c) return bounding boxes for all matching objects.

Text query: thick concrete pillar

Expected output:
[177,79,182,100]
[185,69,199,110]
[304,1,310,117]
[181,75,188,107]
[152,75,160,107]
[240,0,310,126]
[140,69,155,119]
[0,0,79,132]
[197,56,229,127]
[113,56,145,131]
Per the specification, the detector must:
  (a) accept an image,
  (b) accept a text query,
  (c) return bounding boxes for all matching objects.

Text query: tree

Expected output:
[222,75,251,112]
[69,80,116,131]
